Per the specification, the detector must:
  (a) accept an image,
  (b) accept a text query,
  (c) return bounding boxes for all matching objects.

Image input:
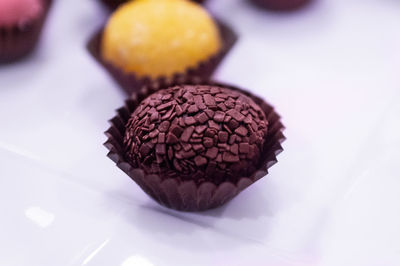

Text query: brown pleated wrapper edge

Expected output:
[104,79,285,212]
[99,0,208,11]
[249,0,312,11]
[0,0,52,63]
[87,19,237,96]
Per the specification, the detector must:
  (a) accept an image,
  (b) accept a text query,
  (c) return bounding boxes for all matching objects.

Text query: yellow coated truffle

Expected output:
[101,0,222,78]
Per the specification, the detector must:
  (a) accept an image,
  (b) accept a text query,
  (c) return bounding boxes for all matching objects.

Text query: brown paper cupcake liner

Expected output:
[0,0,52,63]
[104,79,285,211]
[98,0,208,11]
[249,0,312,11]
[87,19,237,96]
[98,0,126,10]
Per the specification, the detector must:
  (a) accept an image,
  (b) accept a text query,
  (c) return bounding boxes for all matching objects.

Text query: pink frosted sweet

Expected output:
[0,0,43,26]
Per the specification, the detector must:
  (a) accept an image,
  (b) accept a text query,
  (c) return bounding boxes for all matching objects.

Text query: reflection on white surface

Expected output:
[82,239,110,266]
[0,141,41,161]
[25,207,55,228]
[121,256,154,266]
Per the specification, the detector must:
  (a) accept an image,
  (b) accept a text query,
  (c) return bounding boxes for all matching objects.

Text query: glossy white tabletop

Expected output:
[1,0,400,265]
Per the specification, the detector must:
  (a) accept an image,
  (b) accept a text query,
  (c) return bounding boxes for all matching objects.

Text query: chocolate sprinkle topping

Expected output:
[124,85,268,184]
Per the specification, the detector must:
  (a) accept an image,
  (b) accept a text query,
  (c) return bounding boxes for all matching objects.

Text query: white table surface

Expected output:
[1,0,400,265]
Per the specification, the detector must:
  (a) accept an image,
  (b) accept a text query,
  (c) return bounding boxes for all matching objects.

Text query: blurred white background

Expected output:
[0,0,400,265]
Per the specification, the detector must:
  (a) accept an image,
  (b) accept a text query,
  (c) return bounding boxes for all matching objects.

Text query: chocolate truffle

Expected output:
[124,84,268,185]
[101,0,221,79]
[250,0,311,11]
[105,81,285,211]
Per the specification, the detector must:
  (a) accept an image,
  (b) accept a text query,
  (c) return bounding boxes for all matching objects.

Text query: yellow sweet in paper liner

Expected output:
[101,0,222,78]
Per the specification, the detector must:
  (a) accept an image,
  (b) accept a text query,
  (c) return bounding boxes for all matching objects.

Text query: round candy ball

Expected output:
[124,84,269,184]
[0,0,43,26]
[101,0,221,79]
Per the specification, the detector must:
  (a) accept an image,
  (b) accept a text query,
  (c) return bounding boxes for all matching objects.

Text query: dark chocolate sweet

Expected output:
[124,85,268,185]
[105,80,284,211]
